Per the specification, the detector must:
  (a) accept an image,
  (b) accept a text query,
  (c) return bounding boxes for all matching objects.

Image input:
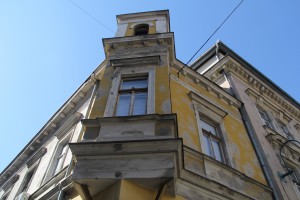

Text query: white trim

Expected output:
[191,98,233,166]
[104,66,155,117]
[42,129,73,184]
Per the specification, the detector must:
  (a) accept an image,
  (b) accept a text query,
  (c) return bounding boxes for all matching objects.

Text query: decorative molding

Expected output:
[26,147,47,168]
[210,57,300,122]
[188,92,227,118]
[110,56,160,67]
[1,174,19,191]
[54,112,83,139]
[170,74,241,109]
[264,126,300,164]
[295,124,300,131]
[0,77,95,187]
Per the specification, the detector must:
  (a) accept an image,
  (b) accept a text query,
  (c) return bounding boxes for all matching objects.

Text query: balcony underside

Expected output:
[69,139,182,197]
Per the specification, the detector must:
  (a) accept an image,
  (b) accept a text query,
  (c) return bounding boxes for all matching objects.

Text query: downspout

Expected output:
[224,70,281,200]
[215,41,220,61]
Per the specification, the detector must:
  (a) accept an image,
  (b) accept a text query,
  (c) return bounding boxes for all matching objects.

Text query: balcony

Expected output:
[81,114,178,142]
[69,114,180,197]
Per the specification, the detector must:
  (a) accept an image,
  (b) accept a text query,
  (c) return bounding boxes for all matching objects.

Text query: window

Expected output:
[287,166,300,194]
[18,165,37,195]
[51,140,70,176]
[258,108,274,129]
[104,66,155,117]
[200,118,224,162]
[1,192,9,200]
[1,187,12,200]
[134,24,149,35]
[278,122,294,140]
[53,142,69,175]
[115,76,148,116]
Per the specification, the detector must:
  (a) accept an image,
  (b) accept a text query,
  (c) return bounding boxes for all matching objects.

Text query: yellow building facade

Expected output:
[0,10,282,200]
[68,10,272,199]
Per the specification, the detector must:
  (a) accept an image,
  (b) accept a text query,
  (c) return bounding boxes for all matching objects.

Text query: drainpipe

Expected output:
[215,41,220,61]
[224,71,282,200]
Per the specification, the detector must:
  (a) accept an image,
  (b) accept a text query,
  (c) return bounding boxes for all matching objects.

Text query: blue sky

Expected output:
[1,1,299,172]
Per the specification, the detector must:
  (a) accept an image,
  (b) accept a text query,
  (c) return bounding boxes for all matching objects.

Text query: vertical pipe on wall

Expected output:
[225,71,282,200]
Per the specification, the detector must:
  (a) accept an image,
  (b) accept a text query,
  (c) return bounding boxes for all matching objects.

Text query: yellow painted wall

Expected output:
[170,79,201,151]
[89,62,171,118]
[223,115,266,184]
[69,195,82,200]
[169,68,266,184]
[119,180,185,200]
[90,66,114,118]
[155,63,171,114]
[125,21,156,36]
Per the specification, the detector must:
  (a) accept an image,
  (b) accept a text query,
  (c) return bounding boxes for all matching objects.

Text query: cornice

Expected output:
[0,72,100,187]
[264,126,300,164]
[102,33,174,58]
[169,67,241,109]
[207,57,300,122]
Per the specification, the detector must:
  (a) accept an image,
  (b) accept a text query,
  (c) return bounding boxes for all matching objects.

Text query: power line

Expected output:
[67,0,114,33]
[177,0,244,75]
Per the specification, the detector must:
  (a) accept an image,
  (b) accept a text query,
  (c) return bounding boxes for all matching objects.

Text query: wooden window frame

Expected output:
[115,76,148,116]
[104,66,155,117]
[200,118,225,162]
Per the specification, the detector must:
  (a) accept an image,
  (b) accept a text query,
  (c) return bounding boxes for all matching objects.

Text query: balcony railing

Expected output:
[81,114,178,142]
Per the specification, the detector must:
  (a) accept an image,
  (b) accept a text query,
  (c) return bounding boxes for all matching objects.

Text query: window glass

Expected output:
[200,118,224,163]
[54,142,68,175]
[18,166,37,194]
[287,167,300,193]
[121,79,147,90]
[278,122,293,140]
[115,76,148,116]
[132,93,147,115]
[258,109,273,129]
[115,94,131,116]
[200,119,217,136]
[212,140,223,162]
[203,134,212,157]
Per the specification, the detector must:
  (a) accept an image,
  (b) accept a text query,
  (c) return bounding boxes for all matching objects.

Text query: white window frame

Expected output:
[189,92,232,165]
[52,136,70,176]
[1,187,13,200]
[199,117,225,162]
[115,76,148,116]
[43,134,71,183]
[53,141,69,175]
[16,164,38,196]
[257,107,274,129]
[104,66,155,117]
[277,120,294,140]
[285,162,300,199]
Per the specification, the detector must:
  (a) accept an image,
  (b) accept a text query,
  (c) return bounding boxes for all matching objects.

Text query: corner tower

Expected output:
[115,10,170,37]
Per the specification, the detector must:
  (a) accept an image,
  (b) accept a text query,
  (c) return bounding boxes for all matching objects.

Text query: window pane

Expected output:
[200,119,217,135]
[115,94,131,116]
[54,143,68,175]
[203,135,213,157]
[132,92,147,115]
[258,109,273,128]
[121,78,148,90]
[212,140,223,162]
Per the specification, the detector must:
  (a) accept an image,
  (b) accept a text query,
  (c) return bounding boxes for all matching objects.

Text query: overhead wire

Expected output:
[67,0,114,33]
[177,0,244,75]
